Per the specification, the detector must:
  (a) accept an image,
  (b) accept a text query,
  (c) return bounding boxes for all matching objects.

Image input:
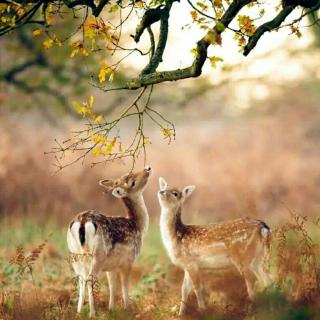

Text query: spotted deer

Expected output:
[67,166,152,317]
[157,177,272,315]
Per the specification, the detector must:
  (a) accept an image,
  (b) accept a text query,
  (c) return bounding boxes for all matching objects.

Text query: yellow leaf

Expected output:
[94,115,103,123]
[143,137,149,145]
[98,64,112,83]
[43,39,53,49]
[82,48,89,57]
[32,29,42,36]
[89,95,94,108]
[161,127,174,140]
[70,49,79,58]
[191,10,198,20]
[72,101,82,113]
[209,56,224,68]
[190,48,199,58]
[47,16,54,25]
[92,146,102,157]
[135,0,144,8]
[109,71,114,83]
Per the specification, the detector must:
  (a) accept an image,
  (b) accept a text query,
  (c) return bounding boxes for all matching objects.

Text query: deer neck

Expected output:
[160,205,185,242]
[122,195,149,235]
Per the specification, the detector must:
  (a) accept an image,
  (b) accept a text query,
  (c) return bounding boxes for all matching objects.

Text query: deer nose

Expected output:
[144,165,152,172]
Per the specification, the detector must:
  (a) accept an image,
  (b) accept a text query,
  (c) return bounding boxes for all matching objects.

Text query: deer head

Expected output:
[158,177,195,210]
[99,166,152,199]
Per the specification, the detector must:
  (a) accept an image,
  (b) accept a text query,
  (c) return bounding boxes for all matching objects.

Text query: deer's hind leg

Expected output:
[77,275,86,313]
[107,271,117,310]
[229,253,258,300]
[187,266,205,312]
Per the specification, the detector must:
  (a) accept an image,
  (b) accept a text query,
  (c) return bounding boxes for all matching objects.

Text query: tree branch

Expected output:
[133,6,163,43]
[140,4,172,75]
[243,5,298,56]
[121,0,252,89]
[93,0,109,16]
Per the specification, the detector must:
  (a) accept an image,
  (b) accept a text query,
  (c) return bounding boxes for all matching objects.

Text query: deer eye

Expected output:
[172,192,178,197]
[131,180,136,187]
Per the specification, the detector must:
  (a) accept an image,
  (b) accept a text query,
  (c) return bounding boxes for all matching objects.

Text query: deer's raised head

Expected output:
[99,165,152,198]
[158,177,195,210]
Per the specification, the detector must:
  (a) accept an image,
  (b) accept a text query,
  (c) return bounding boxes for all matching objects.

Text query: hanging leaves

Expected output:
[238,15,256,36]
[43,39,53,49]
[70,41,89,58]
[209,56,223,68]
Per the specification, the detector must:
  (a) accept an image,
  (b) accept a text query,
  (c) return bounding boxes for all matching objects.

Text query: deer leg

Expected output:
[179,270,193,315]
[119,267,131,308]
[87,274,97,317]
[187,268,205,312]
[77,275,86,313]
[242,268,257,299]
[257,264,272,288]
[107,271,117,310]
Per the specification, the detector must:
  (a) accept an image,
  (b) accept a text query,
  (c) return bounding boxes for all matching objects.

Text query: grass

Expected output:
[0,217,319,320]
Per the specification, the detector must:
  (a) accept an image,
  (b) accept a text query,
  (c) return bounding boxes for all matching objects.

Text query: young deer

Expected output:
[67,166,152,317]
[158,177,272,315]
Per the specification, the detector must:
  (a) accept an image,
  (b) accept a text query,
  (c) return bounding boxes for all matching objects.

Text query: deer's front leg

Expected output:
[179,270,193,315]
[188,267,205,312]
[120,266,131,308]
[107,271,117,309]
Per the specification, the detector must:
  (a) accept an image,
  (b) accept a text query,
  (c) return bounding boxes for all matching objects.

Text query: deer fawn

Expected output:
[67,166,152,317]
[158,177,272,315]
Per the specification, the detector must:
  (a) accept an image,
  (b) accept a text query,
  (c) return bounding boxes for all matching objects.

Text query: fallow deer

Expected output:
[67,166,152,317]
[157,177,272,315]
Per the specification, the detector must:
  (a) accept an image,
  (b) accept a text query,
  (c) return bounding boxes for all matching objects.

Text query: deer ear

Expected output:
[182,185,195,201]
[99,179,114,191]
[159,177,168,191]
[112,187,126,198]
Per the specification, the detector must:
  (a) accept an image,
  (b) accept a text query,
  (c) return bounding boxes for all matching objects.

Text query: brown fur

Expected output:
[67,166,151,316]
[158,181,272,315]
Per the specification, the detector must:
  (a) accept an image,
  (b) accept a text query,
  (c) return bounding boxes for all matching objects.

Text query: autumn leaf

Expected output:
[72,101,87,116]
[94,115,103,123]
[213,0,223,8]
[92,146,102,157]
[43,39,53,49]
[109,4,119,12]
[191,10,198,20]
[109,71,115,83]
[238,15,256,36]
[209,56,223,68]
[291,25,302,38]
[161,127,174,141]
[135,0,144,8]
[89,95,94,108]
[98,63,112,83]
[70,41,89,57]
[32,29,42,36]
[70,49,79,58]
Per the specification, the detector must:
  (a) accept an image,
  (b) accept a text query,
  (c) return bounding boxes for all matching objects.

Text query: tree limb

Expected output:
[243,5,298,56]
[121,0,252,89]
[133,6,164,43]
[140,4,171,75]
